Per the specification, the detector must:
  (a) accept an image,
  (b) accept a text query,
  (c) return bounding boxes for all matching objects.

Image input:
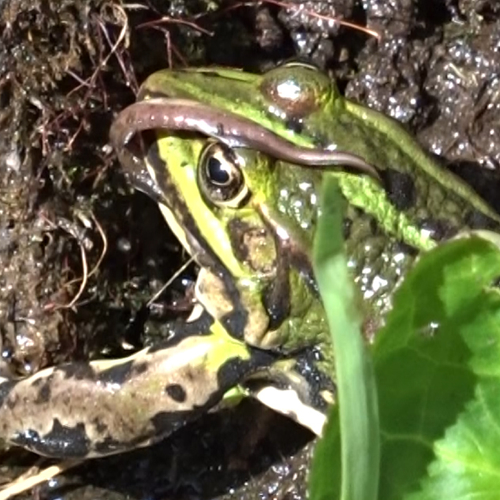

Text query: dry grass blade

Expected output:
[0,460,82,500]
[146,256,194,307]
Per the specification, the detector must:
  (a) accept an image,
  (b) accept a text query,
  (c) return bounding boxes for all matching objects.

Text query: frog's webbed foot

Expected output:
[243,350,335,437]
[0,320,273,459]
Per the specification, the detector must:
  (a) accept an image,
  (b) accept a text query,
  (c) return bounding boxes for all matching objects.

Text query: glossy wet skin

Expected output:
[0,63,498,459]
[116,62,500,321]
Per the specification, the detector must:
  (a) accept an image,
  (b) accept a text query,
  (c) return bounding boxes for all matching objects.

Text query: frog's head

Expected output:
[111,63,339,356]
[144,118,327,356]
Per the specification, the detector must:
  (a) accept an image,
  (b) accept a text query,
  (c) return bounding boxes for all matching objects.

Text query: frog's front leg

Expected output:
[0,321,272,459]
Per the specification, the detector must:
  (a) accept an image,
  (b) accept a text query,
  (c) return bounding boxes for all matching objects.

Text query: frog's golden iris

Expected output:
[0,63,498,459]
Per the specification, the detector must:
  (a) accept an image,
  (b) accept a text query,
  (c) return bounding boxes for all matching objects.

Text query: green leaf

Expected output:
[310,176,380,500]
[374,236,500,499]
[310,176,500,500]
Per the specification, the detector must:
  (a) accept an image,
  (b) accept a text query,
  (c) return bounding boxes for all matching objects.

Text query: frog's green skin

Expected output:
[0,63,498,459]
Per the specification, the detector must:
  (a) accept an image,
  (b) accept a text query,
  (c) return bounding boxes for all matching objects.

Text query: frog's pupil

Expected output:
[207,156,230,186]
[198,143,246,206]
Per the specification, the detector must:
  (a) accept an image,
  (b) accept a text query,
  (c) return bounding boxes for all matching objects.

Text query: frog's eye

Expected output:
[198,143,249,208]
[260,62,332,120]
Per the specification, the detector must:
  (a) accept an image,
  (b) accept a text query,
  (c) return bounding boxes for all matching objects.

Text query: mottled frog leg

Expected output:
[0,320,274,459]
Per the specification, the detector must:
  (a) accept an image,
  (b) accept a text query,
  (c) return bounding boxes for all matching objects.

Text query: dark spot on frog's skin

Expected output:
[33,380,52,404]
[132,361,149,376]
[217,277,253,341]
[13,420,91,459]
[98,360,135,386]
[217,351,275,396]
[0,379,16,406]
[380,169,416,211]
[165,383,187,403]
[97,360,149,385]
[285,118,304,135]
[263,281,290,331]
[369,217,379,235]
[59,362,96,381]
[293,348,335,412]
[98,360,149,385]
[91,417,109,435]
[30,377,44,388]
[182,362,211,387]
[262,246,291,331]
[221,311,248,343]
[59,394,72,408]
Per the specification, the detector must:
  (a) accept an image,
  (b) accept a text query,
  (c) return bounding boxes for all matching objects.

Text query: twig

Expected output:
[147,256,194,307]
[0,460,82,500]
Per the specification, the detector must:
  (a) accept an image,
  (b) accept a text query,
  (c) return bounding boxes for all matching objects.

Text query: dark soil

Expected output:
[0,0,499,498]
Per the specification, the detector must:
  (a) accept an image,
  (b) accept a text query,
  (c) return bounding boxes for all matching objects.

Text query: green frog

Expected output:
[0,62,498,459]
